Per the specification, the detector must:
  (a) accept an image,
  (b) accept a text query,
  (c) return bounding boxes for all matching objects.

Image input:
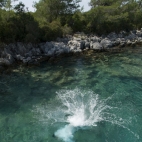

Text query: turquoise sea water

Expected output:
[0,47,142,142]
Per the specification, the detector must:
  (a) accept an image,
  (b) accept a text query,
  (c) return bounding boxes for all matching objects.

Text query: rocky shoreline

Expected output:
[0,30,142,71]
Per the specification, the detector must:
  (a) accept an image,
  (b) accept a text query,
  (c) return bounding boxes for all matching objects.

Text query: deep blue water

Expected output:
[0,47,142,142]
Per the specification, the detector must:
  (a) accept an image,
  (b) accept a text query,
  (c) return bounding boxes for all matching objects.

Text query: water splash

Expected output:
[56,89,112,127]
[33,88,139,142]
[54,125,75,142]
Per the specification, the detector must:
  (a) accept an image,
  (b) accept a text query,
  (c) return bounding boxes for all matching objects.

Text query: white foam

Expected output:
[53,89,109,142]
[54,125,75,142]
[56,89,107,127]
[33,88,139,142]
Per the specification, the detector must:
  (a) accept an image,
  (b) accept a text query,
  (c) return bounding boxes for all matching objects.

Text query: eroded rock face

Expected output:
[0,58,12,66]
[0,30,142,69]
[91,42,102,50]
[101,39,113,49]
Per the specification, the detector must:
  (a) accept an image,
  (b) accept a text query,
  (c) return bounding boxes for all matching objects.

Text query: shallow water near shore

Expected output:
[0,47,142,142]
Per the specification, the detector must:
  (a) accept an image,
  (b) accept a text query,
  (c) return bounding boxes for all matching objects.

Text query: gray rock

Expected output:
[70,46,77,51]
[40,42,54,54]
[35,48,41,55]
[73,37,81,41]
[17,42,27,56]
[90,36,101,42]
[15,54,24,61]
[25,51,33,58]
[22,57,32,64]
[85,42,90,49]
[56,37,69,43]
[126,40,132,46]
[68,40,78,46]
[28,59,39,65]
[136,30,142,37]
[0,58,12,66]
[107,32,118,39]
[55,48,65,55]
[26,43,34,51]
[119,42,125,48]
[118,31,127,38]
[79,41,85,50]
[68,40,85,50]
[131,42,136,47]
[74,48,82,52]
[7,54,15,64]
[101,39,113,48]
[126,33,136,40]
[63,46,70,53]
[30,48,37,55]
[4,48,13,56]
[5,44,17,56]
[137,37,142,42]
[112,40,120,46]
[92,42,102,50]
[47,48,55,56]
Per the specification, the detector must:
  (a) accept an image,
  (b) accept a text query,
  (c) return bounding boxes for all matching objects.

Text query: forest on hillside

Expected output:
[0,0,142,43]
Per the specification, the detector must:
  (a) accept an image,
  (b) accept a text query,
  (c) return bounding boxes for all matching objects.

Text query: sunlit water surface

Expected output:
[0,47,142,142]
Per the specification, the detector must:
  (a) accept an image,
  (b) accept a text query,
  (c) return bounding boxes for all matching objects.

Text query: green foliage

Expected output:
[86,0,142,34]
[0,2,41,43]
[1,0,142,43]
[62,25,73,36]
[34,0,81,23]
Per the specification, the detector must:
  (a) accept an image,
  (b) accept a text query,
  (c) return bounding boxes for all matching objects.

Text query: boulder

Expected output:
[4,48,13,56]
[136,30,142,37]
[15,54,24,61]
[47,48,55,56]
[107,32,118,39]
[35,48,41,55]
[26,43,34,51]
[79,41,85,50]
[92,42,102,50]
[73,37,81,41]
[40,42,54,54]
[119,42,125,48]
[7,54,15,64]
[85,42,90,49]
[112,40,120,46]
[28,59,39,65]
[125,33,136,40]
[90,36,101,42]
[0,58,12,66]
[118,31,127,38]
[68,40,85,50]
[101,39,113,48]
[126,40,132,46]
[137,37,142,43]
[22,57,32,64]
[63,46,70,53]
[17,42,27,56]
[30,48,37,55]
[25,51,33,58]
[70,46,77,51]
[68,40,78,46]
